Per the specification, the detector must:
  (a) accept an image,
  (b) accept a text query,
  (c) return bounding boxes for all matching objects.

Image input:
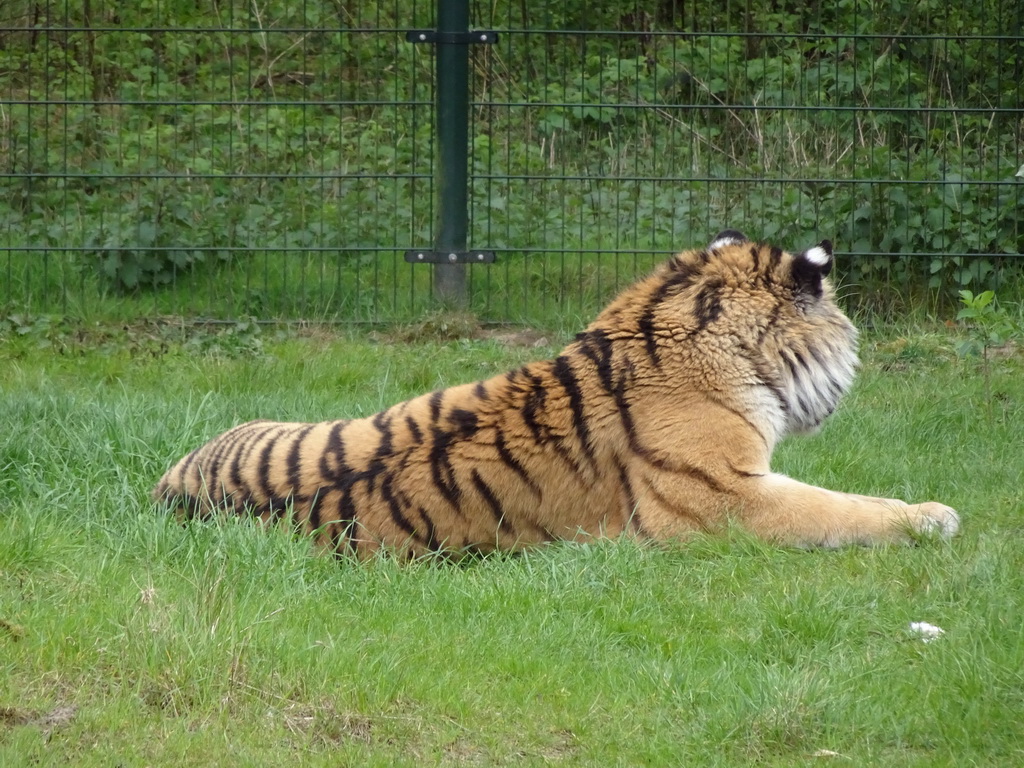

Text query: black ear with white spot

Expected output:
[708,229,748,250]
[792,240,834,294]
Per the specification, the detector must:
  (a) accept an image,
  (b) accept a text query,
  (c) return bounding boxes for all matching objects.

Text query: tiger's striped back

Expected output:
[154,371,633,557]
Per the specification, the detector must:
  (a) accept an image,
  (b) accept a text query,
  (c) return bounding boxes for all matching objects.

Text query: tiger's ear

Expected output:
[708,229,748,250]
[791,240,834,293]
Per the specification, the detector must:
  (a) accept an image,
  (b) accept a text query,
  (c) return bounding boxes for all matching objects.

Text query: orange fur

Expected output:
[153,233,959,557]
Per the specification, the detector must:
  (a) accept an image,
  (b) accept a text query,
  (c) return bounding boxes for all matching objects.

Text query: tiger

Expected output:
[153,231,960,558]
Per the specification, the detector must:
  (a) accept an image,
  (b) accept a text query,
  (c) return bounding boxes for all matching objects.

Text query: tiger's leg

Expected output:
[737,473,960,547]
[631,468,958,548]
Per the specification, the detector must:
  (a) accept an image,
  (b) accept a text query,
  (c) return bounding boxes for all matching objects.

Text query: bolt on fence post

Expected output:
[432,0,471,307]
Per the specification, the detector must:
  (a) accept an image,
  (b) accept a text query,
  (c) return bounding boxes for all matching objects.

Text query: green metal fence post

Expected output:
[433,0,471,307]
[405,8,496,304]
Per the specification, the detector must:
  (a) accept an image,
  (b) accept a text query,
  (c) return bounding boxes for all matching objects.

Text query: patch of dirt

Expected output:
[0,704,77,730]
[315,712,374,746]
[475,327,551,348]
[440,728,579,766]
[0,618,25,641]
[277,702,374,746]
[987,340,1019,359]
[540,728,580,760]
[377,312,482,343]
[368,310,555,348]
[442,737,489,765]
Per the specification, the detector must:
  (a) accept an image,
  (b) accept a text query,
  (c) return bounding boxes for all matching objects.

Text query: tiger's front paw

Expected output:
[908,502,960,539]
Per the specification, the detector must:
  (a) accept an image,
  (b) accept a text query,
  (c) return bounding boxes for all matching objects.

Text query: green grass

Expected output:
[2,323,1023,766]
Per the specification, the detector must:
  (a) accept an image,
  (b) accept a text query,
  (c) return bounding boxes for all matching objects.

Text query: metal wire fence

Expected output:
[2,0,1022,324]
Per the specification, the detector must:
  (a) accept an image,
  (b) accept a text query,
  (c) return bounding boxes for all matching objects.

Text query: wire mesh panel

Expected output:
[468,0,1023,320]
[2,1,1022,323]
[2,0,437,321]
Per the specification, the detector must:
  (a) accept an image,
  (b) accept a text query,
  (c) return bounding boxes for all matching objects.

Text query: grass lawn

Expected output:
[2,319,1023,766]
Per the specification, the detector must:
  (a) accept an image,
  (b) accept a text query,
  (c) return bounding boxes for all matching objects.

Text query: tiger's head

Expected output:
[592,230,859,439]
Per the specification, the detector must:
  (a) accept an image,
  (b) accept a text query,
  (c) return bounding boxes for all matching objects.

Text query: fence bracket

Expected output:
[404,250,495,264]
[405,30,498,45]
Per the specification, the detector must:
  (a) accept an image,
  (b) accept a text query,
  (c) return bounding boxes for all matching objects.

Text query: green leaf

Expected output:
[974,290,995,308]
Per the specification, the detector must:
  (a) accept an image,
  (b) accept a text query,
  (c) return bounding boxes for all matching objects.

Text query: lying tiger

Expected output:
[154,231,960,557]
